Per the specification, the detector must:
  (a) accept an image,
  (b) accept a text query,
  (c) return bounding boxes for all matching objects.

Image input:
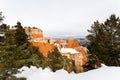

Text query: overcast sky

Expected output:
[0,0,120,38]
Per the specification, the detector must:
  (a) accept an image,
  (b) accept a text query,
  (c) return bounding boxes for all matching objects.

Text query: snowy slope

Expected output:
[15,65,120,80]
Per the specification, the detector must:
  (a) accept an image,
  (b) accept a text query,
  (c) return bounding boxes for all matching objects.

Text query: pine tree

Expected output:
[14,22,28,46]
[0,24,9,32]
[0,12,4,24]
[48,47,63,72]
[0,23,46,79]
[87,14,120,66]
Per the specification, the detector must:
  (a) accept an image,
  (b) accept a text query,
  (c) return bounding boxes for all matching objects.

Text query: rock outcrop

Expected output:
[25,27,54,57]
[32,42,54,57]
[60,37,88,72]
[25,27,88,72]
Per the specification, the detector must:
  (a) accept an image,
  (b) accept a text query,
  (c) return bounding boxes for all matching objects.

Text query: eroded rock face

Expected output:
[25,28,88,72]
[25,27,54,57]
[67,37,79,48]
[24,27,43,40]
[32,42,54,57]
[61,37,88,72]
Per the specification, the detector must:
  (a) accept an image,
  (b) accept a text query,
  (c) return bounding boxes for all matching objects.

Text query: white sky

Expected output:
[0,0,120,38]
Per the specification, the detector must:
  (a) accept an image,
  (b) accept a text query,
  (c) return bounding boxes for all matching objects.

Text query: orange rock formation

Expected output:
[67,37,79,48]
[25,27,88,71]
[64,37,88,72]
[25,27,54,57]
[32,42,54,57]
[24,27,43,40]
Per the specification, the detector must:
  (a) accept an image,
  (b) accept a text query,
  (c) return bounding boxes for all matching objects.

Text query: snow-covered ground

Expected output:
[15,64,120,80]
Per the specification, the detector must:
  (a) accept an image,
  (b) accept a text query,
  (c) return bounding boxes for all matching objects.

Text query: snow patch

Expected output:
[15,65,120,80]
[60,48,79,54]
